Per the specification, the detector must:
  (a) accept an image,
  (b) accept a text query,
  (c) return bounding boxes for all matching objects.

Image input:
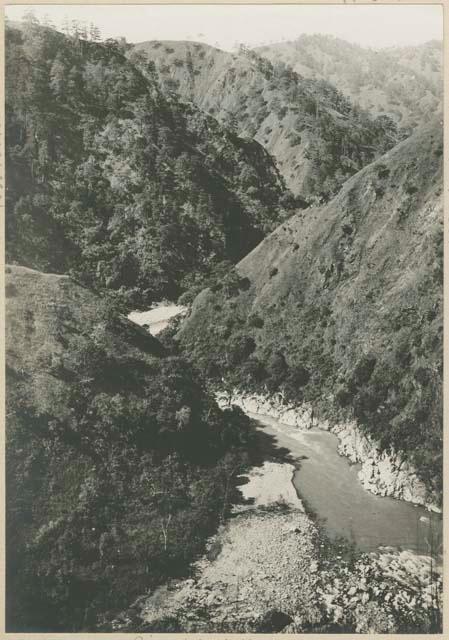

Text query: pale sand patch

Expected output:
[238,461,304,510]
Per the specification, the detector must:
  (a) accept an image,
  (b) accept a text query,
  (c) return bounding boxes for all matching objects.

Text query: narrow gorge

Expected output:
[5,6,443,634]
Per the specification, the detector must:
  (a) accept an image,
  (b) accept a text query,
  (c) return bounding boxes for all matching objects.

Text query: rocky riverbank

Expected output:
[114,457,442,634]
[128,461,323,633]
[216,389,440,512]
[315,545,442,633]
[139,509,322,632]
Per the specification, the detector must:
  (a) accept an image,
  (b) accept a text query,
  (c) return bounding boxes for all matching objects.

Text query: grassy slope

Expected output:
[257,35,442,129]
[6,265,165,416]
[178,121,443,497]
[134,39,399,199]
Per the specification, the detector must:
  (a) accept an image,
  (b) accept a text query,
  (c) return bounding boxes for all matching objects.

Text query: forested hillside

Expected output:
[6,20,294,308]
[258,35,442,130]
[6,265,254,631]
[5,13,443,635]
[179,121,443,500]
[134,39,400,199]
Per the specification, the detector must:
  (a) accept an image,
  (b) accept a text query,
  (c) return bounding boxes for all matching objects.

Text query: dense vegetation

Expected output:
[135,40,401,200]
[6,266,255,631]
[6,18,295,308]
[178,122,443,500]
[258,34,443,130]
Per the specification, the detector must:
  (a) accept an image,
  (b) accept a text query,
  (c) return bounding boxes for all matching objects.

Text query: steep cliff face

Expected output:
[216,389,440,512]
[179,121,443,501]
[133,40,400,200]
[258,35,443,130]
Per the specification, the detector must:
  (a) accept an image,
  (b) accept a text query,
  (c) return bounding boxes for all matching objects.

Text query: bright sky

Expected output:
[5,4,443,51]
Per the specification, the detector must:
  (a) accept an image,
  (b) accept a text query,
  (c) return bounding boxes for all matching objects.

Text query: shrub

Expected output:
[336,385,353,408]
[267,352,288,384]
[350,354,377,388]
[248,314,264,328]
[287,364,310,388]
[227,334,256,365]
[241,357,266,383]
[255,609,293,633]
[405,183,418,195]
[5,283,17,297]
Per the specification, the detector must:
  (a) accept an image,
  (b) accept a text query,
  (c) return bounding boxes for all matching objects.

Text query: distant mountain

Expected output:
[6,22,293,308]
[179,121,443,500]
[134,39,401,199]
[257,35,442,130]
[6,264,253,630]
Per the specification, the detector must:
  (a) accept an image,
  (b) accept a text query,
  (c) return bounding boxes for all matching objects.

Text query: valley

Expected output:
[4,6,443,635]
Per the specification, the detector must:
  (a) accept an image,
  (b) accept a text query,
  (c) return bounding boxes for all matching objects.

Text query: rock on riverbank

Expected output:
[334,423,439,511]
[316,547,442,633]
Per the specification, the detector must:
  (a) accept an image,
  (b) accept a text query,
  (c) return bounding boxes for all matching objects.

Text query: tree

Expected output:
[268,352,288,385]
[227,334,256,366]
[50,55,66,98]
[89,22,101,42]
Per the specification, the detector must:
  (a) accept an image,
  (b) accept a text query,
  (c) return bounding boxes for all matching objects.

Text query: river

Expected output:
[128,305,187,335]
[249,412,442,557]
[128,306,442,559]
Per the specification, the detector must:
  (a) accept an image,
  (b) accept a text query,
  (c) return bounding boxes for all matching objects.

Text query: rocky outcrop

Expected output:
[316,546,442,633]
[216,389,441,513]
[216,389,330,430]
[333,423,440,512]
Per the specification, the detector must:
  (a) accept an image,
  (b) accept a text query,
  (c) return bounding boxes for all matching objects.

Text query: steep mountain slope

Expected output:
[6,264,254,631]
[134,40,400,199]
[258,35,442,130]
[6,21,293,308]
[179,121,443,498]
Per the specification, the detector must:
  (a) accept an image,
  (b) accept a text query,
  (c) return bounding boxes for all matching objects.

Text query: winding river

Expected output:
[129,306,442,559]
[249,412,442,557]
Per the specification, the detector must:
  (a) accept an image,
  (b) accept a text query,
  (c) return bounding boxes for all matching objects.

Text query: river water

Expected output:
[128,305,187,335]
[248,413,442,557]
